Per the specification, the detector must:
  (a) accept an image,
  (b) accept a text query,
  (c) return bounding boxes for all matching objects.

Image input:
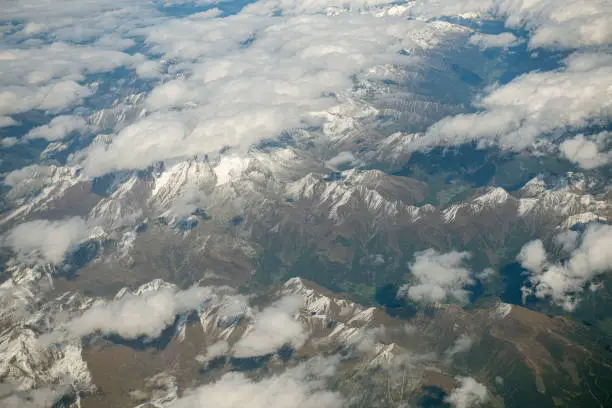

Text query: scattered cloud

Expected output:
[0,81,93,117]
[169,356,343,408]
[0,117,19,128]
[468,32,522,49]
[1,137,19,148]
[325,151,361,170]
[445,334,473,359]
[25,115,88,141]
[233,295,307,358]
[517,239,548,273]
[65,285,212,340]
[4,217,88,265]
[398,249,474,303]
[201,340,230,362]
[445,376,488,408]
[559,133,612,169]
[519,224,612,310]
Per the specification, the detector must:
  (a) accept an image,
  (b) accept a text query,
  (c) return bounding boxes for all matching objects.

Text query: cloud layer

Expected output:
[78,10,465,176]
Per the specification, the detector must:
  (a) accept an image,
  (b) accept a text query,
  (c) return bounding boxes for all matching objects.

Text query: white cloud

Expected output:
[420,52,612,151]
[468,32,522,49]
[445,334,473,359]
[517,239,547,273]
[66,286,212,340]
[3,164,54,187]
[0,386,72,408]
[135,60,164,79]
[1,137,19,148]
[445,376,488,408]
[554,230,579,253]
[78,11,466,176]
[519,224,612,311]
[169,356,343,408]
[25,115,88,141]
[0,81,94,117]
[4,217,88,265]
[398,249,474,303]
[2,0,161,44]
[0,117,18,128]
[559,133,612,169]
[496,0,612,49]
[233,295,307,358]
[0,18,153,120]
[408,0,612,49]
[325,151,361,170]
[201,340,230,362]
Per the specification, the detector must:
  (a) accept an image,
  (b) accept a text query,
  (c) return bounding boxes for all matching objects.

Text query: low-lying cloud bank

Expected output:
[65,285,213,340]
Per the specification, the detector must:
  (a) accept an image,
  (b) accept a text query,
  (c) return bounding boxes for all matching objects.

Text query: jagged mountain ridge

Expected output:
[2,268,610,408]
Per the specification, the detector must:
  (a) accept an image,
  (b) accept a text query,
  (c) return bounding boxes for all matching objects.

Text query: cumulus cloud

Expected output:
[1,137,19,148]
[233,295,307,358]
[25,115,88,141]
[65,286,212,340]
[468,32,522,49]
[0,81,93,117]
[445,377,488,408]
[0,44,144,89]
[519,224,612,311]
[559,133,612,169]
[420,52,612,151]
[517,240,548,273]
[4,217,88,265]
[398,249,474,303]
[169,356,343,408]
